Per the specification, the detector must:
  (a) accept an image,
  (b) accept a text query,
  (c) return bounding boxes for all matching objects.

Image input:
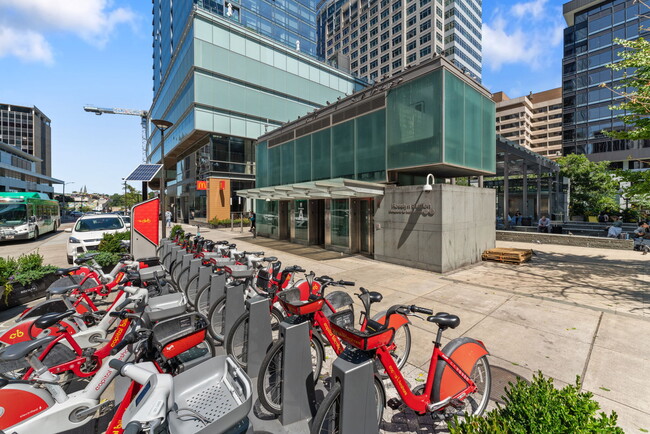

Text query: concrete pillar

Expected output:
[536,164,542,220]
[522,162,528,219]
[478,176,484,188]
[503,153,509,227]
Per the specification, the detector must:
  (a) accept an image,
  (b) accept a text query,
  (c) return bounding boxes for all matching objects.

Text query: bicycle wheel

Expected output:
[194,282,212,316]
[375,322,411,378]
[453,355,491,418]
[185,273,200,308]
[171,261,184,285]
[310,376,385,434]
[225,307,284,370]
[257,336,324,415]
[207,295,227,342]
[176,266,190,295]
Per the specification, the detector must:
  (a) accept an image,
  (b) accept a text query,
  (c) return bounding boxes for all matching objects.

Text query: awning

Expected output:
[237,178,385,200]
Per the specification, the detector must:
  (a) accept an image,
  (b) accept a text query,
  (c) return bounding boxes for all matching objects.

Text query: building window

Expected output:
[407,4,416,15]
[381,65,390,74]
[420,45,431,57]
[420,20,431,31]
[420,33,431,44]
[407,40,417,51]
[392,59,402,68]
[420,6,431,19]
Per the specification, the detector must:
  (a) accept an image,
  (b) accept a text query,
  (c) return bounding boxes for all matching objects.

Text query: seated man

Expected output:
[538,215,551,233]
[607,216,623,238]
[633,221,650,250]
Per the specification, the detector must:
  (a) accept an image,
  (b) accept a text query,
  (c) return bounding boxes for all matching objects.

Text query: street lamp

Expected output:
[62,181,75,215]
[151,118,173,239]
[122,178,128,213]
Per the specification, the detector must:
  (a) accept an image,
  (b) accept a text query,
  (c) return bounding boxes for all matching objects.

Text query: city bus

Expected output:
[0,192,60,241]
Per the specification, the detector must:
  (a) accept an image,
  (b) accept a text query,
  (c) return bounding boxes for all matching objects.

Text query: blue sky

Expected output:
[0,0,567,195]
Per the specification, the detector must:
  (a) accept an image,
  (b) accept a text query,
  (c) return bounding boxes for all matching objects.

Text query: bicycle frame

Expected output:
[375,343,477,414]
[20,317,133,380]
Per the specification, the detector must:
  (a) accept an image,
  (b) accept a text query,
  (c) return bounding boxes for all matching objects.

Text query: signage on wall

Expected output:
[388,203,435,216]
[219,180,226,190]
[196,180,207,190]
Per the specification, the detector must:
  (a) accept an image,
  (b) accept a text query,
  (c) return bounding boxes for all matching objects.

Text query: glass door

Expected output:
[359,199,373,254]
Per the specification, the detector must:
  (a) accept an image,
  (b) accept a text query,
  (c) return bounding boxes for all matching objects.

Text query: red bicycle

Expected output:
[256,278,411,417]
[311,290,491,433]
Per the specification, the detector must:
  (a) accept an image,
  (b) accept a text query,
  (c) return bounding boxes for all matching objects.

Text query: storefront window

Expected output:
[294,200,308,241]
[331,199,349,247]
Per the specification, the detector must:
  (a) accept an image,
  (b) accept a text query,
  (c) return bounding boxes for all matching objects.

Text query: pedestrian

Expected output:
[514,210,522,226]
[165,209,172,228]
[537,215,551,233]
[249,211,256,232]
[607,216,623,238]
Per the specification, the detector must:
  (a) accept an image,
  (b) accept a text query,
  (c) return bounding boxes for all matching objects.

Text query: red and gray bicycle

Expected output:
[311,287,491,433]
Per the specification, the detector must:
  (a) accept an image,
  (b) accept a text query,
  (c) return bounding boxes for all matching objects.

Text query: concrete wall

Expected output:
[497,230,634,250]
[374,184,495,273]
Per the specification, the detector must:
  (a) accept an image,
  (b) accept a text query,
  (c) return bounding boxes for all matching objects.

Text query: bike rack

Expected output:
[186,258,202,294]
[164,245,180,270]
[244,296,272,377]
[279,317,316,426]
[224,283,246,338]
[197,266,212,299]
[330,349,378,434]
[172,250,185,275]
[209,273,226,307]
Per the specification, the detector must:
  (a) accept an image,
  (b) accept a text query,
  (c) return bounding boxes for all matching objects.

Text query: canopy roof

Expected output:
[237,178,385,200]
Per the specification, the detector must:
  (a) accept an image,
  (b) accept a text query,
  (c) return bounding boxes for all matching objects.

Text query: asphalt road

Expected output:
[0,222,73,268]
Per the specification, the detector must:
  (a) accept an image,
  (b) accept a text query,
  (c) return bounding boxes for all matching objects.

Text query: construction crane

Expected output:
[83,105,149,162]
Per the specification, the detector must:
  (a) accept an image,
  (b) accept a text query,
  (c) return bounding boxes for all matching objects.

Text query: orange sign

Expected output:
[219,180,226,190]
[196,180,207,190]
[132,198,159,246]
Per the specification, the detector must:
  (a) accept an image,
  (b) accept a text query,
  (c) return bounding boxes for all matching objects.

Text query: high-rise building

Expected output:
[149,0,364,223]
[493,88,563,160]
[0,103,51,177]
[562,0,650,168]
[192,0,319,58]
[316,0,482,82]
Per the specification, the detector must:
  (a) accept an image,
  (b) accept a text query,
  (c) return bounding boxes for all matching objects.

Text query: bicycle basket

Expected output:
[152,313,209,359]
[329,310,395,351]
[277,287,324,315]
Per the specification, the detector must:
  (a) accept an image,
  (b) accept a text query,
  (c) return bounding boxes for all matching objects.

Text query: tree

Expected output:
[557,154,619,217]
[109,185,142,209]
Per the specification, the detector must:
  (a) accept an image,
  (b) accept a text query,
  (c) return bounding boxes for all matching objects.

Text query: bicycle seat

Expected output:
[48,283,80,295]
[34,309,76,330]
[427,312,460,329]
[74,253,100,264]
[0,336,56,361]
[368,291,383,304]
[55,266,81,276]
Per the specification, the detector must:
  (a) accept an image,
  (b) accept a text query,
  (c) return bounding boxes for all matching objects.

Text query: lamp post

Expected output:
[62,181,75,216]
[122,178,128,213]
[152,119,173,239]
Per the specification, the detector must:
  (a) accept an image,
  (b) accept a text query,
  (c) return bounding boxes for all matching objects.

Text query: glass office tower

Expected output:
[150,0,363,223]
[562,0,650,167]
[194,0,319,57]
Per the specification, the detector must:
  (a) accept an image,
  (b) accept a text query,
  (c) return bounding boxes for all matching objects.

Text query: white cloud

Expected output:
[0,0,135,63]
[0,26,53,64]
[482,2,565,72]
[511,0,549,20]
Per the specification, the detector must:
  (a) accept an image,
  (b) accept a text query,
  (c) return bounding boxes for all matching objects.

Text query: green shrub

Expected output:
[208,218,250,227]
[170,224,184,239]
[449,372,623,434]
[97,231,130,254]
[79,251,121,268]
[0,252,57,300]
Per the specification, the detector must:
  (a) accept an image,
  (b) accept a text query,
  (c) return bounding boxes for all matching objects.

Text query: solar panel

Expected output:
[125,164,163,182]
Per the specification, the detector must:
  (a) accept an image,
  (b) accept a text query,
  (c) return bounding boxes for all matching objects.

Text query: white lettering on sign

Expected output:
[389,203,435,216]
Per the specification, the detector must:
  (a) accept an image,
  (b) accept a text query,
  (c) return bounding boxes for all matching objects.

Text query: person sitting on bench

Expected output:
[538,215,551,233]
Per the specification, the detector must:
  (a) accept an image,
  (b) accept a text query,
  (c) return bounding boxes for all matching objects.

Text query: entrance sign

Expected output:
[131,198,160,259]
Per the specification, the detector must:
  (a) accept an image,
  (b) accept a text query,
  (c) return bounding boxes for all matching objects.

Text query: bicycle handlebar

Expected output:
[263,256,278,262]
[337,280,355,286]
[409,305,433,315]
[110,331,138,355]
[116,297,132,311]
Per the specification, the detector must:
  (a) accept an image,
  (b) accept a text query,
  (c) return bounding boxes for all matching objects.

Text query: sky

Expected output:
[0,0,568,195]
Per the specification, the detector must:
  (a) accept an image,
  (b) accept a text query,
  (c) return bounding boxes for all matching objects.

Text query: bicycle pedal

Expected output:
[449,398,464,409]
[387,398,402,410]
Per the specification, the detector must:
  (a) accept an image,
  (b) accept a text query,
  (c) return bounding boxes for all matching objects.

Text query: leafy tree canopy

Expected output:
[557,154,619,216]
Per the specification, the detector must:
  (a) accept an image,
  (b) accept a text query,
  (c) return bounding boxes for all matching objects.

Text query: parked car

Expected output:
[68,211,83,218]
[121,215,131,229]
[65,214,127,264]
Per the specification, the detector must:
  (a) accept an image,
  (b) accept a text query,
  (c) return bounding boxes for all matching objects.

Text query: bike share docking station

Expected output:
[244,296,272,376]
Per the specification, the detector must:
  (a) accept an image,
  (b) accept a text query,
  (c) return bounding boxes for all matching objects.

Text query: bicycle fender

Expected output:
[0,383,54,430]
[432,337,489,402]
[372,310,411,329]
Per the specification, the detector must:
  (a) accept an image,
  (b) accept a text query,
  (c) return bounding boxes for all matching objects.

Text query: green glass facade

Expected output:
[255,68,496,189]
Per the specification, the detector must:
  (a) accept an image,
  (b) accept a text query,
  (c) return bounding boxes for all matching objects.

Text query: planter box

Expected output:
[0,273,59,310]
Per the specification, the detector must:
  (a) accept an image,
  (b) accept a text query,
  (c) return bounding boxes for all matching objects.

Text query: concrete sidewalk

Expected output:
[193,225,649,433]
